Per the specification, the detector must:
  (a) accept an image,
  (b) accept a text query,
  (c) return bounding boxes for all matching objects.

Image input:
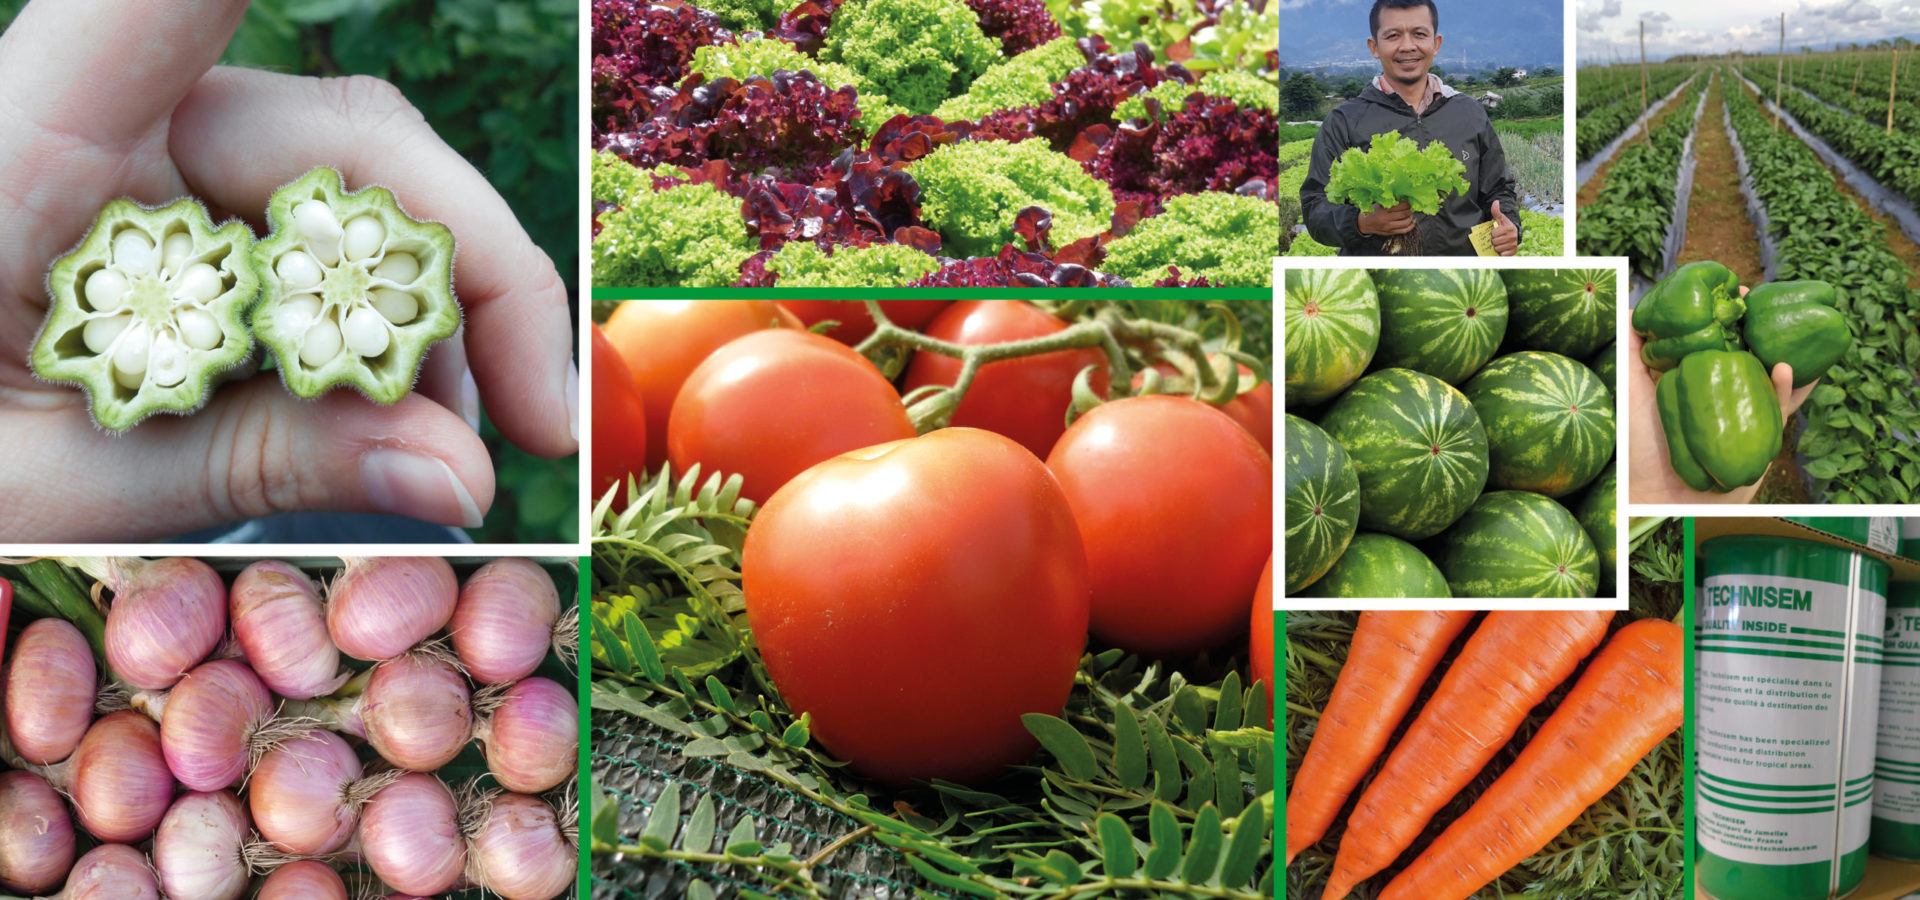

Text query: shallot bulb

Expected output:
[250,730,378,856]
[152,791,250,900]
[4,618,97,764]
[475,677,578,793]
[465,792,575,900]
[102,557,227,690]
[0,770,75,894]
[232,561,348,699]
[155,659,278,791]
[356,650,473,772]
[359,773,466,896]
[61,710,174,842]
[450,558,562,684]
[327,557,458,661]
[54,844,160,899]
[258,860,350,899]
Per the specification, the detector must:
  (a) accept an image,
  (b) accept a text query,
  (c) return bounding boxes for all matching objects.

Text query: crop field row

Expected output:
[1575,71,1709,278]
[1573,64,1693,161]
[1736,64,1920,207]
[1722,72,1920,502]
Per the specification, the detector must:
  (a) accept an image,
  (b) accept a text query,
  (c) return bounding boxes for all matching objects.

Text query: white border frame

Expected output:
[1279,255,1631,611]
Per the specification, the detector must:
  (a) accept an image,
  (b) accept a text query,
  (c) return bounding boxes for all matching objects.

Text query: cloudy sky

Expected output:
[1576,0,1920,62]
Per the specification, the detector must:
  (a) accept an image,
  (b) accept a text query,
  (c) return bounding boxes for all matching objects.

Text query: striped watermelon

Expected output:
[1499,268,1616,358]
[1284,269,1379,406]
[1295,532,1450,598]
[1317,368,1489,540]
[1433,491,1598,598]
[1590,340,1616,400]
[1283,414,1359,594]
[1368,268,1509,384]
[1576,466,1618,597]
[1458,351,1615,498]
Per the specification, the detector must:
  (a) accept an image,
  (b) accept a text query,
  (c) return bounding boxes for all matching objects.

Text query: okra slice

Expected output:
[31,199,260,431]
[251,168,459,403]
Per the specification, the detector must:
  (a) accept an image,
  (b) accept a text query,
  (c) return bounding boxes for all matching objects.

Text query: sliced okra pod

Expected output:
[30,198,260,431]
[251,167,459,403]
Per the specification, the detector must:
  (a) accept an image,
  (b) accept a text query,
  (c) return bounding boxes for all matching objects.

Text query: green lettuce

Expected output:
[1325,131,1468,214]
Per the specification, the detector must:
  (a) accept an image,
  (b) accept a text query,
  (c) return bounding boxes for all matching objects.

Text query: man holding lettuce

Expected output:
[1299,0,1524,256]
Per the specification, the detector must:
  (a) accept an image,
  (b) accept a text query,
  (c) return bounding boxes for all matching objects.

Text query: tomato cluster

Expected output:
[594,300,1274,784]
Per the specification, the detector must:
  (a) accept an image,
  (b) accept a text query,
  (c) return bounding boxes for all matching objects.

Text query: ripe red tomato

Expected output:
[590,324,649,508]
[776,300,952,344]
[669,329,916,504]
[1133,359,1274,454]
[1046,395,1273,655]
[901,300,1110,459]
[601,300,801,469]
[1250,556,1273,723]
[742,427,1090,785]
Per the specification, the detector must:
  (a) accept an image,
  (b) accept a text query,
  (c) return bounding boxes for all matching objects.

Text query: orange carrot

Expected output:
[1318,610,1614,900]
[1378,618,1683,900]
[1285,610,1475,865]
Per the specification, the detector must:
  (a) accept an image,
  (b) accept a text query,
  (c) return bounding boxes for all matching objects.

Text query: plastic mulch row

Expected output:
[1576,72,1698,187]
[589,708,951,900]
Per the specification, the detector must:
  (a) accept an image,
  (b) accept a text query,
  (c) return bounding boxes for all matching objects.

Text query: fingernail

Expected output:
[565,360,579,443]
[459,367,481,433]
[362,449,485,528]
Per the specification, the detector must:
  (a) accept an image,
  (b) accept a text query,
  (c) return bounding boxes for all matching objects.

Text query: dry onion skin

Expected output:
[30,198,259,430]
[249,167,458,403]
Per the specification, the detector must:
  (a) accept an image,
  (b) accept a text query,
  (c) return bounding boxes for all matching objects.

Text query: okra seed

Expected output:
[112,230,154,272]
[82,314,130,354]
[276,252,323,291]
[112,324,151,377]
[372,252,419,284]
[342,216,386,262]
[293,200,342,243]
[371,288,419,325]
[84,269,128,312]
[342,306,391,357]
[278,294,323,333]
[148,332,187,387]
[161,233,194,273]
[300,318,343,367]
[177,308,222,351]
[113,364,144,390]
[173,263,223,302]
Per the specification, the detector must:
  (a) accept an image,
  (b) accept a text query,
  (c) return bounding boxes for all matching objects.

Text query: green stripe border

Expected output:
[579,560,592,900]
[1684,518,1695,900]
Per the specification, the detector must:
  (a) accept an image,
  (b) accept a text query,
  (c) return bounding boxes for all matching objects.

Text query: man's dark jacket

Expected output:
[1299,81,1523,256]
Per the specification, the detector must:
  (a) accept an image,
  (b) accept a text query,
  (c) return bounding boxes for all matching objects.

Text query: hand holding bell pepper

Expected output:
[1655,349,1782,492]
[1632,261,1744,371]
[1742,280,1851,388]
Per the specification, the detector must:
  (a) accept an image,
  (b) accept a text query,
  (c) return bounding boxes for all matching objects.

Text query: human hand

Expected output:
[1627,291,1815,504]
[1358,201,1416,236]
[0,0,577,540]
[1489,201,1519,256]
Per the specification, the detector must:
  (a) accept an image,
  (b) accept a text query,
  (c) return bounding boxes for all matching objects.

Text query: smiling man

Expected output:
[1299,0,1524,256]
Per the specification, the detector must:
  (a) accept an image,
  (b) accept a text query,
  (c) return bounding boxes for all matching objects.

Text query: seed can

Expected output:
[1903,518,1920,562]
[1697,535,1890,900]
[1875,583,1920,860]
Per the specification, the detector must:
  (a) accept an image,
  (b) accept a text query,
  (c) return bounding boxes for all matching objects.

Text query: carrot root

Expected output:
[1377,618,1684,900]
[1284,610,1475,864]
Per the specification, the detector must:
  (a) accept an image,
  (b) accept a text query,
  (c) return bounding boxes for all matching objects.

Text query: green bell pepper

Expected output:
[1742,280,1851,388]
[1632,261,1744,371]
[1655,349,1782,492]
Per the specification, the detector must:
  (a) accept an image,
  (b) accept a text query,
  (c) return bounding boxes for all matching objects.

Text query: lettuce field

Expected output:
[590,0,1281,287]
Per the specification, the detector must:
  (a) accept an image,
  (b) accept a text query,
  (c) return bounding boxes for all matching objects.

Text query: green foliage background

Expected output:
[0,0,580,542]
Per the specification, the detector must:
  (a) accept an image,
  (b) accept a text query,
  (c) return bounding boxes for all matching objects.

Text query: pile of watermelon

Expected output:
[1282,268,1620,598]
